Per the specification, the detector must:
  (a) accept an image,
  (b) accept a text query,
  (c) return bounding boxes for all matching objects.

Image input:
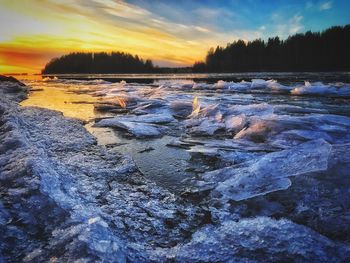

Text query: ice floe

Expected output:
[193,139,332,201]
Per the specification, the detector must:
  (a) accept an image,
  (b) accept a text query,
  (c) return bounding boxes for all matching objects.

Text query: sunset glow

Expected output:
[1,0,349,74]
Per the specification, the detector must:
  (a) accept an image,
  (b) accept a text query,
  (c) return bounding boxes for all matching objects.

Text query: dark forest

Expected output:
[42,52,155,74]
[194,25,350,72]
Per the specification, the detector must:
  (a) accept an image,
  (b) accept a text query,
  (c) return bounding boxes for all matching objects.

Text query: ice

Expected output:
[0,81,206,261]
[189,119,225,136]
[4,75,350,262]
[175,217,347,262]
[209,79,350,97]
[227,103,274,117]
[251,78,268,89]
[273,104,328,114]
[282,129,333,141]
[234,121,272,142]
[97,113,175,125]
[224,114,247,132]
[214,80,251,90]
[169,100,192,118]
[95,119,162,138]
[291,81,350,96]
[195,140,332,201]
[212,79,292,93]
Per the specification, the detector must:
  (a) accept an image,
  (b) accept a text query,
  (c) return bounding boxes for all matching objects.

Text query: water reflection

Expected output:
[20,79,103,121]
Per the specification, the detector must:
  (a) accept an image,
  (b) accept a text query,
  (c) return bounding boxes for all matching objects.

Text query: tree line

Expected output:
[42,52,154,74]
[193,24,350,72]
[42,24,350,74]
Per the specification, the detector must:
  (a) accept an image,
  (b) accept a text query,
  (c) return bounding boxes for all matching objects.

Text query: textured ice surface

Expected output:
[3,76,350,262]
[196,140,332,201]
[174,217,348,263]
[291,81,350,96]
[0,81,203,261]
[95,118,162,137]
[213,79,350,96]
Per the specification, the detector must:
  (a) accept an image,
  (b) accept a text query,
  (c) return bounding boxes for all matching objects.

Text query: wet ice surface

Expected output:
[20,74,350,193]
[2,73,350,262]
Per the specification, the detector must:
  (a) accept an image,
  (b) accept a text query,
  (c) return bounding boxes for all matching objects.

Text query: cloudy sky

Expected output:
[0,0,349,73]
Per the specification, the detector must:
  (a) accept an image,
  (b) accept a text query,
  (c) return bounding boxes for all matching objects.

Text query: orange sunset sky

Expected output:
[0,0,226,74]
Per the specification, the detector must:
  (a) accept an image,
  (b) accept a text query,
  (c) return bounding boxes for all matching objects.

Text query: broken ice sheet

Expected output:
[95,119,162,138]
[174,216,347,262]
[291,81,350,97]
[97,113,175,125]
[193,139,332,201]
[188,119,225,136]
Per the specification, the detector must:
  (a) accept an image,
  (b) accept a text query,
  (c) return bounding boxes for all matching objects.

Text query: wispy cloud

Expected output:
[289,15,304,34]
[305,1,314,9]
[272,13,304,38]
[319,1,332,10]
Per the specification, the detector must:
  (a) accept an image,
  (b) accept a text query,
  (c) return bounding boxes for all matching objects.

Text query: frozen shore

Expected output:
[1,76,350,262]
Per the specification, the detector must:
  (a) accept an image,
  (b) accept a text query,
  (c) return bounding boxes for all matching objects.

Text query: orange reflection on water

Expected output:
[20,84,97,121]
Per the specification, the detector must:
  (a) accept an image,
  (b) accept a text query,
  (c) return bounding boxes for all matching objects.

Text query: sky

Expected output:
[0,0,349,74]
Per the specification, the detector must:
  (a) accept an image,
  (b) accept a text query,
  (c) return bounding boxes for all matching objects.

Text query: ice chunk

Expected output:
[234,121,272,142]
[189,119,225,136]
[197,104,221,119]
[225,114,247,133]
[169,101,192,118]
[214,80,251,91]
[200,140,332,201]
[187,145,219,157]
[95,119,161,138]
[291,81,350,97]
[265,79,292,92]
[251,79,267,89]
[97,114,175,125]
[227,103,274,117]
[175,217,346,262]
[213,80,228,89]
[273,104,328,114]
[192,83,212,90]
[282,129,333,142]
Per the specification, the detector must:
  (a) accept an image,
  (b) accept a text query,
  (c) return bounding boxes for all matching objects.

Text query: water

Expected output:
[42,72,350,84]
[19,73,350,192]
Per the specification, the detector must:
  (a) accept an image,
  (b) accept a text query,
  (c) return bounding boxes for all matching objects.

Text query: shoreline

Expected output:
[0,76,349,262]
[0,76,203,261]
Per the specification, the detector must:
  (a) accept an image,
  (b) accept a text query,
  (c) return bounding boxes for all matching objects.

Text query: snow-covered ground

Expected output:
[1,75,350,262]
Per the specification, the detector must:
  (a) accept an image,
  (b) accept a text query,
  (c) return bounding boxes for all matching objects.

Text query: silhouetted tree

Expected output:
[195,25,350,72]
[42,52,155,74]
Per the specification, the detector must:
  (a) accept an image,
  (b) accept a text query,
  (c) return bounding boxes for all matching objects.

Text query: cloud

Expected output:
[272,14,304,38]
[319,1,332,10]
[305,1,314,9]
[194,26,210,33]
[289,15,304,34]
